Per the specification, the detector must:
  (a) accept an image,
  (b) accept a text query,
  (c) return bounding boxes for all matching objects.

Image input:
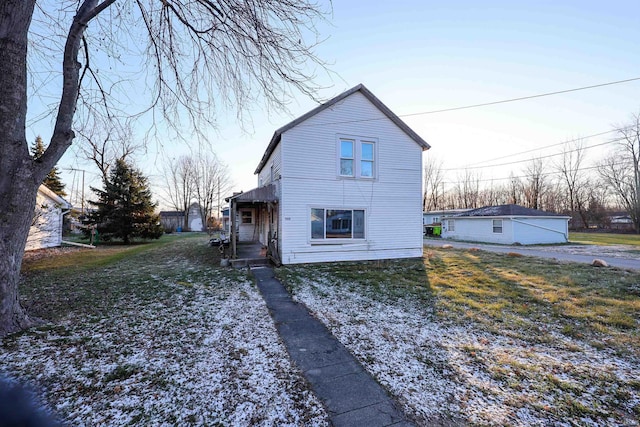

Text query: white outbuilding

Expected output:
[441,204,571,245]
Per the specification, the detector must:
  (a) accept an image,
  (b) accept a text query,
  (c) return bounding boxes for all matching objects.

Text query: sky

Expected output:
[38,1,640,210]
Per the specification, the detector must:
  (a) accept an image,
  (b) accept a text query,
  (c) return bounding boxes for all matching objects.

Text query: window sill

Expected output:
[310,239,366,245]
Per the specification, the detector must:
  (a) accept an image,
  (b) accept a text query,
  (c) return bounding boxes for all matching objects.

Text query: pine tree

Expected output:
[87,159,163,244]
[31,136,66,196]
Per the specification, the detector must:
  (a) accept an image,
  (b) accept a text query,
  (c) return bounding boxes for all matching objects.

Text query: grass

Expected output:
[9,234,327,426]
[279,251,639,354]
[277,248,640,425]
[424,249,640,353]
[19,233,230,323]
[569,231,640,246]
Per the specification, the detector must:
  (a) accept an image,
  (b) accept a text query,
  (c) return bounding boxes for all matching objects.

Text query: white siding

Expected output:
[258,143,282,187]
[442,218,514,245]
[442,216,569,245]
[26,190,65,251]
[277,91,423,264]
[512,218,568,244]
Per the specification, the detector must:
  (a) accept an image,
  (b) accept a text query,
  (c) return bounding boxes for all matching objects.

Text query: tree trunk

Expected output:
[0,0,39,337]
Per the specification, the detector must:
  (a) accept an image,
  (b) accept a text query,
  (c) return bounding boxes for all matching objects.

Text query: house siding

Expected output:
[258,143,282,187]
[277,91,423,264]
[442,216,569,245]
[26,188,67,251]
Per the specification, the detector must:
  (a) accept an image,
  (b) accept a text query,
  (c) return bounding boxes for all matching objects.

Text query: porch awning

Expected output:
[228,183,278,204]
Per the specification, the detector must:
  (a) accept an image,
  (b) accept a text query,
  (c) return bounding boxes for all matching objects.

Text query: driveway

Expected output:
[424,238,640,271]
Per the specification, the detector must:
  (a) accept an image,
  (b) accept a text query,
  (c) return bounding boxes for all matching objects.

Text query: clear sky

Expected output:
[47,1,640,209]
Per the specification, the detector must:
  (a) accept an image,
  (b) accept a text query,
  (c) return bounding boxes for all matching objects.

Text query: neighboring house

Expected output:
[26,185,72,251]
[609,212,634,230]
[228,83,430,264]
[221,207,230,233]
[159,203,205,232]
[423,209,470,226]
[441,204,571,245]
[159,210,184,232]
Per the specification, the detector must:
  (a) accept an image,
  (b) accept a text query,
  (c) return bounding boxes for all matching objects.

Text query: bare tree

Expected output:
[506,173,523,205]
[192,154,232,233]
[454,169,481,209]
[555,140,590,227]
[522,158,547,210]
[0,0,329,336]
[76,118,141,181]
[162,155,196,231]
[598,113,640,232]
[423,155,445,211]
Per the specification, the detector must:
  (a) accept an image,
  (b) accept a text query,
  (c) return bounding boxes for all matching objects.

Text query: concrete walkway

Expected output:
[250,266,413,427]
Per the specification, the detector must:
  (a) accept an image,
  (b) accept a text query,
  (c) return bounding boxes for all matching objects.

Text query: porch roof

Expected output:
[228,183,278,204]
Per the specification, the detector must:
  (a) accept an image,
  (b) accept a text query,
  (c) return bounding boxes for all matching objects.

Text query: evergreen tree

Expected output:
[88,159,163,244]
[31,136,66,196]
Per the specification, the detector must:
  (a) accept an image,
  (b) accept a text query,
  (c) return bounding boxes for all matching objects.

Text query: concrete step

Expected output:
[230,257,271,268]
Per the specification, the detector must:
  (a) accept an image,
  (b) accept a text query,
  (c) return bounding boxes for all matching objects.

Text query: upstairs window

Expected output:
[361,142,374,177]
[340,140,354,176]
[338,136,376,178]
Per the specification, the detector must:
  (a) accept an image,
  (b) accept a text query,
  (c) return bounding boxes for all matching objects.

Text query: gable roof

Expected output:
[255,84,430,174]
[445,204,569,218]
[38,185,72,210]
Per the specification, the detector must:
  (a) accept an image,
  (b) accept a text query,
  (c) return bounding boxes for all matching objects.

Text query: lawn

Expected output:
[570,231,640,246]
[5,237,639,426]
[2,235,328,426]
[278,249,640,426]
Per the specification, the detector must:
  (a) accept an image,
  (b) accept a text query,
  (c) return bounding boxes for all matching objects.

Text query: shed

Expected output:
[26,185,72,251]
[441,204,571,245]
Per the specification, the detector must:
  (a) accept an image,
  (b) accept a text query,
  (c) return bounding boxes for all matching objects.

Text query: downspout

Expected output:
[511,218,569,240]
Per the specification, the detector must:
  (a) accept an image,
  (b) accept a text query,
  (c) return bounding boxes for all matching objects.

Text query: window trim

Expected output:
[310,207,367,242]
[492,219,503,233]
[337,135,377,179]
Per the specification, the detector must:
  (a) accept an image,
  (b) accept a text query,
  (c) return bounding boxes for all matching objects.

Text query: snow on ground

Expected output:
[289,271,639,427]
[1,255,329,426]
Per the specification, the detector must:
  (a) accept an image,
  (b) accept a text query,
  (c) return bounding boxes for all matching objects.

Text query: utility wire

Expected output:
[301,77,640,128]
[441,160,629,185]
[442,136,624,171]
[401,77,640,117]
[462,129,623,167]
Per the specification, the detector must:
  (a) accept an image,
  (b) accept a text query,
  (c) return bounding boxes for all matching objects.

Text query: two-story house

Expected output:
[228,84,430,265]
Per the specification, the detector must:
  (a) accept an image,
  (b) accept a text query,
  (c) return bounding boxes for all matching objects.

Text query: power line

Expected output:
[442,136,624,171]
[401,77,640,117]
[441,160,628,186]
[463,129,622,167]
[301,76,640,128]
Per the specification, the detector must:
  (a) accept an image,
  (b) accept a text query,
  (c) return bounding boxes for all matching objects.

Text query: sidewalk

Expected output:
[250,266,413,427]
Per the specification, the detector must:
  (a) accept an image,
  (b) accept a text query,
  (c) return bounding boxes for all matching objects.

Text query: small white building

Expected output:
[26,185,72,251]
[228,84,430,264]
[423,209,470,226]
[441,204,571,245]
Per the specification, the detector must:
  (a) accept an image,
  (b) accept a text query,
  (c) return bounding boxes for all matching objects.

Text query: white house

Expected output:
[26,185,72,251]
[423,209,470,226]
[228,84,430,264]
[441,204,571,245]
